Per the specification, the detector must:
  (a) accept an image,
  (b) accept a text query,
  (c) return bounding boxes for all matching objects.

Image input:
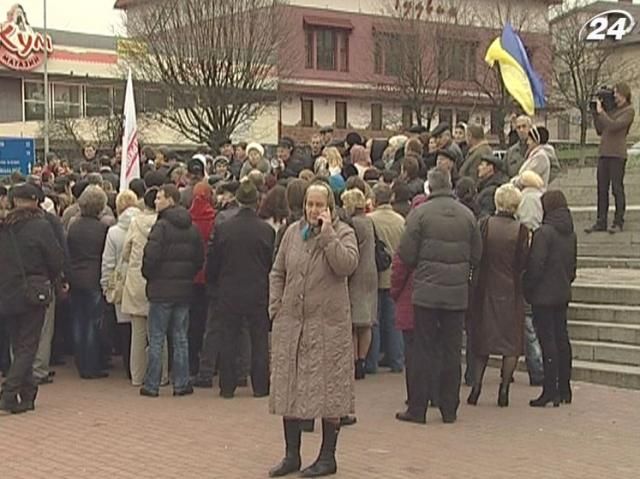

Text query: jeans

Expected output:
[524,314,544,384]
[366,290,404,373]
[144,302,190,394]
[71,289,104,377]
[597,156,626,226]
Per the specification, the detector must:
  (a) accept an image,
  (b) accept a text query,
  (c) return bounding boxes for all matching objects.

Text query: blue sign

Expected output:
[0,137,36,176]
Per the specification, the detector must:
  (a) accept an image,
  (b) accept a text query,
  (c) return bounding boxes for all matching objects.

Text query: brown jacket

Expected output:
[469,214,529,357]
[269,219,359,419]
[594,104,635,159]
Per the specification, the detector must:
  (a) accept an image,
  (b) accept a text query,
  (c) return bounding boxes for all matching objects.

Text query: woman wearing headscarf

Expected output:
[120,188,168,386]
[268,181,359,478]
[101,190,141,377]
[524,190,577,407]
[341,188,378,380]
[188,182,216,376]
[511,126,551,190]
[467,184,529,408]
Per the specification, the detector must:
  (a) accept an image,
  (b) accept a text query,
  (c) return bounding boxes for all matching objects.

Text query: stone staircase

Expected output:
[555,168,640,389]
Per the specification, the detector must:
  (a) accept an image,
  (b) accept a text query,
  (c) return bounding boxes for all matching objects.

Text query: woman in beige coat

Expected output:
[269,181,359,478]
[120,188,167,386]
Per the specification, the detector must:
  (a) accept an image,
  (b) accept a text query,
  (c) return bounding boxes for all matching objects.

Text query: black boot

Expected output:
[300,419,339,477]
[531,356,560,408]
[269,418,301,477]
[497,383,510,408]
[467,385,481,406]
[0,392,26,415]
[16,387,38,413]
[354,359,365,380]
[300,419,315,433]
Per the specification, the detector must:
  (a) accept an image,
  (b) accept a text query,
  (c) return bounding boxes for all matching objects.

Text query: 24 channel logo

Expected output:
[579,10,637,42]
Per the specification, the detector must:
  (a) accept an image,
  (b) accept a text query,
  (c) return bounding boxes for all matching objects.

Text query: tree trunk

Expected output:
[579,108,588,146]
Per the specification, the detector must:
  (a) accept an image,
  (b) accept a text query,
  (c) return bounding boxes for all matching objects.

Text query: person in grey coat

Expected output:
[395,168,482,425]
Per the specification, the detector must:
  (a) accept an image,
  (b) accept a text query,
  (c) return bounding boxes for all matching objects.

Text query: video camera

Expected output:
[590,86,616,113]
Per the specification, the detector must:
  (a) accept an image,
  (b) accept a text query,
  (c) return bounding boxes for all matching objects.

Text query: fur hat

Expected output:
[246,142,265,157]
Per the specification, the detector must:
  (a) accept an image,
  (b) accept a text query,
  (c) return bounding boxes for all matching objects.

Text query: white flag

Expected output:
[119,69,140,192]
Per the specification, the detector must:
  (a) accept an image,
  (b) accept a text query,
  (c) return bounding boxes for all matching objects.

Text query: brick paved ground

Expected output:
[1,364,639,479]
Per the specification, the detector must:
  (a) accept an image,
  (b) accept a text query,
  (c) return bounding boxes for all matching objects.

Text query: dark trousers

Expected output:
[0,315,10,375]
[1,306,45,401]
[402,331,414,403]
[532,304,572,396]
[597,156,626,226]
[219,311,270,396]
[71,289,104,377]
[188,284,207,376]
[408,307,464,419]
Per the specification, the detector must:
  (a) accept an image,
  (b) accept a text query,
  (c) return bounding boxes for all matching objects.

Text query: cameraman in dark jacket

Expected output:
[0,184,63,414]
[141,184,204,398]
[586,82,636,234]
[524,190,577,408]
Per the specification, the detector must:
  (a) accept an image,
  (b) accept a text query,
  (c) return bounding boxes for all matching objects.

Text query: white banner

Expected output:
[119,69,140,192]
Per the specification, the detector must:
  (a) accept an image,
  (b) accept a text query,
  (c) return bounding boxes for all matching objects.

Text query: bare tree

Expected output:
[375,0,468,130]
[43,115,125,156]
[550,2,633,145]
[123,0,295,148]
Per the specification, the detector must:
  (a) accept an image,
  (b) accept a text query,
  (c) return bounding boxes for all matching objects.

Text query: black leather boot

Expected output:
[300,419,339,477]
[497,383,510,407]
[16,387,38,413]
[354,359,365,380]
[0,392,25,415]
[269,418,301,477]
[467,385,482,406]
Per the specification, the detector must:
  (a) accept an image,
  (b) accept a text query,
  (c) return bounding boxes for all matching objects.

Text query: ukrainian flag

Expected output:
[485,23,546,116]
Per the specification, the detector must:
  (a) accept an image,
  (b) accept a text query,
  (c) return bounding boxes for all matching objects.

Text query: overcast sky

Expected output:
[9,0,124,36]
[7,0,640,38]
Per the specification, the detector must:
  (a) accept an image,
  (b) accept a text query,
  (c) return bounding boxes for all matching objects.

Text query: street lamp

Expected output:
[43,0,49,157]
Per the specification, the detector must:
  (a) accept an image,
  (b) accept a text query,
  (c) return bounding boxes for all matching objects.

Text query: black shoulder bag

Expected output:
[10,229,53,308]
[373,224,392,272]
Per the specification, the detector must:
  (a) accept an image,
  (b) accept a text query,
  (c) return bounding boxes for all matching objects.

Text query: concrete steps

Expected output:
[568,320,640,345]
[577,257,640,269]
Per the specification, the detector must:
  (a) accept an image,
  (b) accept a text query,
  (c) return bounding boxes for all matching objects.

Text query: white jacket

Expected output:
[512,145,550,189]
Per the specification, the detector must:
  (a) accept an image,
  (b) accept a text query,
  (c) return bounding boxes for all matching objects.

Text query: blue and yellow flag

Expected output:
[485,23,545,116]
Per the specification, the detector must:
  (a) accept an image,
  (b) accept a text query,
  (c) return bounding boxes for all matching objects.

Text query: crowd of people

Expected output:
[0,114,578,477]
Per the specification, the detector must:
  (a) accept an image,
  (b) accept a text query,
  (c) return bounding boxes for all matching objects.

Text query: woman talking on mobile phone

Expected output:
[268,180,359,478]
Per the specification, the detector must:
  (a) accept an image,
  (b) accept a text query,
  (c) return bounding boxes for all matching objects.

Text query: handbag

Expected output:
[10,230,53,308]
[373,224,392,272]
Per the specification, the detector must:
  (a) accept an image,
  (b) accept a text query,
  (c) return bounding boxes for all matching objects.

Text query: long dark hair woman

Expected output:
[524,190,577,407]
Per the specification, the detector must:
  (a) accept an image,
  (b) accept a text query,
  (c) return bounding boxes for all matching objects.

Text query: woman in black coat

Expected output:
[524,190,577,407]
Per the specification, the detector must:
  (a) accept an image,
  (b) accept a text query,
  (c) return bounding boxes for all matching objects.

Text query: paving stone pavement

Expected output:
[1,364,639,479]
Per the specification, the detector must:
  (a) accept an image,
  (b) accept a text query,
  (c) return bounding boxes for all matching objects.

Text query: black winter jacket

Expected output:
[206,208,275,316]
[142,205,204,303]
[397,189,483,311]
[0,208,64,314]
[67,216,109,290]
[477,172,508,218]
[524,207,577,306]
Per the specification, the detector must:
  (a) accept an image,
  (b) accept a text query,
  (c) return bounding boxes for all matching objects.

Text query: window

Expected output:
[371,103,383,130]
[374,35,383,74]
[305,30,314,69]
[373,32,411,77]
[24,81,46,122]
[144,88,167,112]
[113,87,125,114]
[439,108,453,127]
[85,86,112,117]
[53,84,81,119]
[335,101,347,129]
[438,40,477,81]
[304,28,349,71]
[301,99,314,127]
[402,106,413,129]
[558,114,570,140]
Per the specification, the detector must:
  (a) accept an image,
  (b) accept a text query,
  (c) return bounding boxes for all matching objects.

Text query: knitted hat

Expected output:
[235,179,258,206]
[246,142,265,157]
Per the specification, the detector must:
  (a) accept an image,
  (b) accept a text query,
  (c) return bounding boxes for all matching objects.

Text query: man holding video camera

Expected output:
[586,83,635,234]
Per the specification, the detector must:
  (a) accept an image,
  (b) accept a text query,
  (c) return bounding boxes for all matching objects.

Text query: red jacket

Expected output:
[190,195,216,285]
[390,253,414,331]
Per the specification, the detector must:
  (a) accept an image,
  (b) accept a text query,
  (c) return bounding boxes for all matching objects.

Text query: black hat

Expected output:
[480,154,503,171]
[345,132,363,147]
[217,180,240,195]
[235,180,258,205]
[278,137,295,150]
[11,183,40,202]
[430,122,451,137]
[320,126,334,134]
[408,124,427,134]
[435,149,457,163]
[144,170,167,188]
[71,179,90,199]
[187,158,205,176]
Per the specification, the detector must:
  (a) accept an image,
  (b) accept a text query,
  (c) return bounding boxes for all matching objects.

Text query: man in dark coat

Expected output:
[476,155,508,218]
[0,184,63,414]
[395,169,482,425]
[431,122,464,170]
[141,184,204,397]
[206,180,275,398]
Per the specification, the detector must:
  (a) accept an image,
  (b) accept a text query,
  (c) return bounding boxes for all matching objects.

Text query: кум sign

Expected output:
[580,9,637,42]
[0,4,53,71]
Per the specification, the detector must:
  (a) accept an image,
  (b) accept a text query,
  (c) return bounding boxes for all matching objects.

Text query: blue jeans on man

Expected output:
[71,288,104,378]
[145,302,190,394]
[366,290,404,373]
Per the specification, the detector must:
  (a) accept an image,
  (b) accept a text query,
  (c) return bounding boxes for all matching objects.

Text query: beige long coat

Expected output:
[269,219,359,419]
[120,209,157,317]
